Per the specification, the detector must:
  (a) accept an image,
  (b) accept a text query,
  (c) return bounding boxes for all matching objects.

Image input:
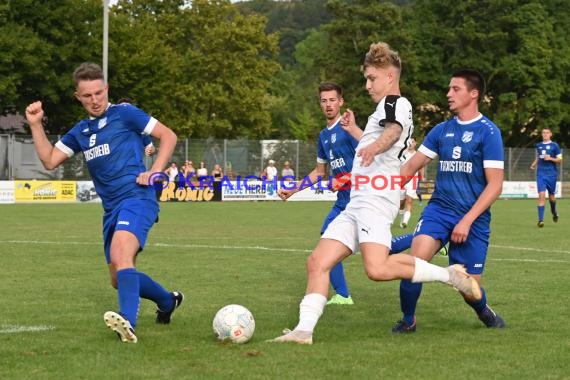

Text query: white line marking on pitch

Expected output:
[0,325,55,334]
[3,240,570,262]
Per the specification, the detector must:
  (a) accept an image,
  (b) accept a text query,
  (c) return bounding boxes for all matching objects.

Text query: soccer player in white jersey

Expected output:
[393,69,505,334]
[530,128,562,227]
[25,62,183,343]
[270,42,481,344]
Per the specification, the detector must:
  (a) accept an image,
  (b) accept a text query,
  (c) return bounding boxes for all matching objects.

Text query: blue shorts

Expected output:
[102,198,159,264]
[321,203,345,235]
[537,175,557,195]
[413,203,490,275]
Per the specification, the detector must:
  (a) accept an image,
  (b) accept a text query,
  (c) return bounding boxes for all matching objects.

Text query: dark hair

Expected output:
[319,82,343,98]
[452,69,486,101]
[73,62,104,87]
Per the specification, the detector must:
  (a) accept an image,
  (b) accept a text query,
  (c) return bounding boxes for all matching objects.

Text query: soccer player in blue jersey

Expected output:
[394,69,505,333]
[270,43,480,345]
[277,82,362,306]
[25,62,183,343]
[530,128,562,227]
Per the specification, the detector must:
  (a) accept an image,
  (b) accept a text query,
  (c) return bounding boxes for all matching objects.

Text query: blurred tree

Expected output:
[112,0,280,139]
[405,0,570,146]
[180,0,281,139]
[0,0,102,133]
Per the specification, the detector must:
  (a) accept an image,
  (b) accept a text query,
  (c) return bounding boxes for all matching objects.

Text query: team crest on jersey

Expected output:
[462,131,473,143]
[97,118,108,130]
[331,133,336,144]
[452,146,462,159]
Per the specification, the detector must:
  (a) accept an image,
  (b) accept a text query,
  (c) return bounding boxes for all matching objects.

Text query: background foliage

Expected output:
[1,0,569,146]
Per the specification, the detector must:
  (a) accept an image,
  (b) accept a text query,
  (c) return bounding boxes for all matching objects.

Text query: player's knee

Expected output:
[306,253,327,275]
[364,266,390,281]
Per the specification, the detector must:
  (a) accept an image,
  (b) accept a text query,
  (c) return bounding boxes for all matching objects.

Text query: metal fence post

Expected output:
[185,138,188,162]
[224,139,227,174]
[295,140,299,178]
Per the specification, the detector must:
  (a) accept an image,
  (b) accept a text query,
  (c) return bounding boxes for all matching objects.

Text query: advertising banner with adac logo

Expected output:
[15,180,76,202]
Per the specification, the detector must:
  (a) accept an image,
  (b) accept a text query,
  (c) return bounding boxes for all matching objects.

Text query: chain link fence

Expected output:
[0,134,565,185]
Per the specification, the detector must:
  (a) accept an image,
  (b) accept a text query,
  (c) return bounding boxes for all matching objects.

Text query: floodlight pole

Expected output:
[103,0,109,82]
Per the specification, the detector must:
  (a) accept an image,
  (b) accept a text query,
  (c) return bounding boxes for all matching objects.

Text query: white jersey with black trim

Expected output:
[350,95,414,199]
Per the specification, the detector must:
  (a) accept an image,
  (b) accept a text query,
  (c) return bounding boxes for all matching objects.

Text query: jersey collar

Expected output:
[456,113,482,125]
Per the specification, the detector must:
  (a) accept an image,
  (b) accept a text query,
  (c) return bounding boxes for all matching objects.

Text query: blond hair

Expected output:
[363,42,401,71]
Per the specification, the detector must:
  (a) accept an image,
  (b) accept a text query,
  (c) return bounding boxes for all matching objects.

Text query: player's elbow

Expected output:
[41,159,59,171]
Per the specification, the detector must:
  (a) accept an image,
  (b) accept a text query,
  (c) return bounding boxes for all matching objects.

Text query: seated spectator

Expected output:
[281,161,295,179]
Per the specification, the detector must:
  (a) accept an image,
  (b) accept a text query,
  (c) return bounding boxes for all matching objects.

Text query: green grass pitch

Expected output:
[0,199,568,379]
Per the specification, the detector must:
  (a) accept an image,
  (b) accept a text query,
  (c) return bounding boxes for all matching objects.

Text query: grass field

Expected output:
[1,199,569,379]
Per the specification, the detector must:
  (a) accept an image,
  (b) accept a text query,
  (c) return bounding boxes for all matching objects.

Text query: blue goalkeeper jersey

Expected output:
[535,141,561,178]
[317,118,358,208]
[56,103,157,212]
[418,114,504,223]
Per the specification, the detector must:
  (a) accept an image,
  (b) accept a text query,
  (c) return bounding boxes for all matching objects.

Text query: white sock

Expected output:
[411,257,450,283]
[294,293,327,333]
[403,211,411,224]
[399,209,405,223]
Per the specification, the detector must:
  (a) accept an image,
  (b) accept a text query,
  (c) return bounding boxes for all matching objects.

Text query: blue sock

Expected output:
[116,268,141,328]
[330,262,350,298]
[549,200,557,215]
[138,272,174,312]
[465,287,487,314]
[391,233,413,254]
[400,280,422,325]
[538,205,545,221]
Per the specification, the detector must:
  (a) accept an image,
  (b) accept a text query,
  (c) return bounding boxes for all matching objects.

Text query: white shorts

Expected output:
[321,196,397,253]
[400,180,418,200]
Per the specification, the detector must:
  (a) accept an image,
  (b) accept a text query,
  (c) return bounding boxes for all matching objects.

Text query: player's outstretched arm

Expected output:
[401,151,431,184]
[25,101,68,170]
[278,163,327,201]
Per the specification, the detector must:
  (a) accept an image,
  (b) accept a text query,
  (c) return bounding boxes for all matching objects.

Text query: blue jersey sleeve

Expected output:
[552,143,562,158]
[482,124,504,168]
[57,123,85,156]
[316,132,327,163]
[142,134,153,148]
[419,122,444,158]
[116,103,156,135]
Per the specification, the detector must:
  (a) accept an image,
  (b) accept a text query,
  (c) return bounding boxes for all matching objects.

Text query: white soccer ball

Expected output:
[212,304,255,344]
